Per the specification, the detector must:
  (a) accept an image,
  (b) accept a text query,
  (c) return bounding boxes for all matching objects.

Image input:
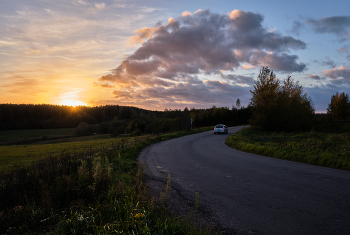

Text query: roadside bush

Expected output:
[117,125,125,135]
[130,128,142,137]
[145,122,159,134]
[96,121,109,133]
[76,122,95,136]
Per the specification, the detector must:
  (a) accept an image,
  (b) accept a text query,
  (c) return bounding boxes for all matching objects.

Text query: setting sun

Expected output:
[62,100,88,107]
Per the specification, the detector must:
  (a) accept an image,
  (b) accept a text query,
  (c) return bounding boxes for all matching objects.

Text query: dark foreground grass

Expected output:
[0,128,76,144]
[0,127,214,234]
[226,127,350,170]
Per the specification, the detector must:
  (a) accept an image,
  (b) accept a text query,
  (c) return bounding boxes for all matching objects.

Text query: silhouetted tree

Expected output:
[250,67,280,130]
[250,67,314,132]
[327,92,350,121]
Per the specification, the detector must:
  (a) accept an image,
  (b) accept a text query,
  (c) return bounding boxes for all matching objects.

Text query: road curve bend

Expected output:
[138,126,350,235]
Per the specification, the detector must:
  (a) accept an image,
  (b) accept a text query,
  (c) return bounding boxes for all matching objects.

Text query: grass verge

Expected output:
[0,127,214,234]
[225,127,350,170]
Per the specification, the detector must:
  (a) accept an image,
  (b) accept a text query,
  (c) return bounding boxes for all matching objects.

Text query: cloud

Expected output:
[246,51,306,72]
[290,21,303,36]
[220,73,255,85]
[110,80,251,109]
[337,45,350,61]
[73,0,87,6]
[321,57,336,68]
[314,57,336,68]
[95,3,106,10]
[93,81,115,88]
[306,74,324,80]
[128,27,158,46]
[105,9,306,79]
[181,11,192,17]
[338,46,349,52]
[2,78,40,93]
[96,9,307,108]
[307,16,350,41]
[323,66,350,85]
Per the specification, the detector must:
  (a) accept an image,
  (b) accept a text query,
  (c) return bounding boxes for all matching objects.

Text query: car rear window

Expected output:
[215,125,223,128]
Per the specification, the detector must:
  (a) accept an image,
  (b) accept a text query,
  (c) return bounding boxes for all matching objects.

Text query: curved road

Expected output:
[138,126,350,235]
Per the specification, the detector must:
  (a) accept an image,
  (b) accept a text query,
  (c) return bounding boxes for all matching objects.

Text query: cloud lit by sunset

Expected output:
[1,0,350,112]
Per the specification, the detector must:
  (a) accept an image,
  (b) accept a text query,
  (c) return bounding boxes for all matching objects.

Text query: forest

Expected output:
[0,103,252,135]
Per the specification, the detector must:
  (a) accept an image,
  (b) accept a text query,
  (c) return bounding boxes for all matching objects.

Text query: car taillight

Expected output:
[222,128,224,129]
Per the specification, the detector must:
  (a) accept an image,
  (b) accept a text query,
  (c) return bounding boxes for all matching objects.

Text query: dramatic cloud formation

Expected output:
[2,0,348,112]
[98,9,307,109]
[307,16,350,41]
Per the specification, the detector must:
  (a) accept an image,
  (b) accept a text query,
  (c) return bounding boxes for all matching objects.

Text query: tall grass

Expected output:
[0,127,214,234]
[225,127,350,170]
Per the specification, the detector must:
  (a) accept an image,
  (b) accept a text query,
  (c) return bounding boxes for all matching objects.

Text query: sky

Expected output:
[1,0,350,112]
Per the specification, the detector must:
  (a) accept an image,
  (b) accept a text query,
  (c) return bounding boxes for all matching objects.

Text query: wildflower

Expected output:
[134,213,144,219]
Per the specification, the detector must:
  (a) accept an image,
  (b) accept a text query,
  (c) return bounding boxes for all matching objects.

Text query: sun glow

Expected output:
[62,99,88,107]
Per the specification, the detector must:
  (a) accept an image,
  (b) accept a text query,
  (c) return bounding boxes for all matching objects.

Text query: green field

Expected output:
[226,127,350,170]
[0,128,126,172]
[0,127,214,234]
[0,135,119,172]
[0,128,76,145]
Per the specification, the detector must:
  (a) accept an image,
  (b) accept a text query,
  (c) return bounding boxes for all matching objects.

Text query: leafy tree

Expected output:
[250,67,280,131]
[327,92,350,121]
[250,67,314,132]
[278,77,314,131]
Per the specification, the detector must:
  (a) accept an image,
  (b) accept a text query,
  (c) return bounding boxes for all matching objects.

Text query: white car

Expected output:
[214,124,228,134]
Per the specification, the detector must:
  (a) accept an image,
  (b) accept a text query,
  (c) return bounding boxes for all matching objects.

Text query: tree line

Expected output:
[0,104,252,135]
[1,67,348,134]
[249,67,350,132]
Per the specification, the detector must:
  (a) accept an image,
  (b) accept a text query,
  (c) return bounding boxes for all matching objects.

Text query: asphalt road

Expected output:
[138,126,350,235]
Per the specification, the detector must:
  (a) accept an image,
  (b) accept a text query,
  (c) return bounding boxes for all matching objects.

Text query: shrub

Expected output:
[130,128,142,137]
[76,122,95,136]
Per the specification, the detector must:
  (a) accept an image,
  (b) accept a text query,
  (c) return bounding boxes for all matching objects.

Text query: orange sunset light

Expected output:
[61,99,88,107]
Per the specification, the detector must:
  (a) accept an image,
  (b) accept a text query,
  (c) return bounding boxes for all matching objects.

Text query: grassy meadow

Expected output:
[0,127,214,234]
[0,128,76,144]
[0,135,121,173]
[226,127,350,170]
